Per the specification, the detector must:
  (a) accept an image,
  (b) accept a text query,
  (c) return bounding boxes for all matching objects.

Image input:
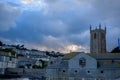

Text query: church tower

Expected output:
[90,24,106,53]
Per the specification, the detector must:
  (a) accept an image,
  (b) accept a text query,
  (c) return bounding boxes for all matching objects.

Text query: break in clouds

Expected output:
[0,0,120,53]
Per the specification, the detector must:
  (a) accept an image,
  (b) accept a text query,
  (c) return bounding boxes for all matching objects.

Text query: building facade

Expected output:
[90,24,106,53]
[46,52,120,80]
[0,51,17,74]
[45,26,120,80]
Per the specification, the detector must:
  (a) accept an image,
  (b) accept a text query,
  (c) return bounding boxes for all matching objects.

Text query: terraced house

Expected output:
[0,50,17,74]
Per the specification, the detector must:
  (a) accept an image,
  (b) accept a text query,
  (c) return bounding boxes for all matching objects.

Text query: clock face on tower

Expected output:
[79,58,86,67]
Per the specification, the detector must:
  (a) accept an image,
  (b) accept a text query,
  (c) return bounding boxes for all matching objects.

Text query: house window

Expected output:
[97,62,100,68]
[63,70,65,72]
[50,61,53,64]
[79,58,86,67]
[75,70,78,73]
[112,60,114,64]
[88,71,90,73]
[10,57,12,61]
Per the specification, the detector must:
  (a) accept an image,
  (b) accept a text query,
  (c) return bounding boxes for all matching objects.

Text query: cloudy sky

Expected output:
[0,0,120,53]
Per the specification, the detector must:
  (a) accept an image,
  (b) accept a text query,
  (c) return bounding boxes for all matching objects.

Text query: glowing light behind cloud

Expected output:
[66,44,89,53]
[1,0,120,53]
[21,0,32,4]
[20,0,47,11]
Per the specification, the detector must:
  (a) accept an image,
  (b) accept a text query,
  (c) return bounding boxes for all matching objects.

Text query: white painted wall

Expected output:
[0,56,17,68]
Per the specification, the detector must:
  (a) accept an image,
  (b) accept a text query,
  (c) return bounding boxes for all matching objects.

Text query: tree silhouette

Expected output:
[111,46,120,53]
[0,41,3,46]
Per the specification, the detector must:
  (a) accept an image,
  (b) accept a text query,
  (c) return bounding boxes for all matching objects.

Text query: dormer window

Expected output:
[79,58,86,67]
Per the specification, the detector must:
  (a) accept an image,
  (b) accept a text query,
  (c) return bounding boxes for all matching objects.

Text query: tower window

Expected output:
[94,33,96,39]
[102,33,105,39]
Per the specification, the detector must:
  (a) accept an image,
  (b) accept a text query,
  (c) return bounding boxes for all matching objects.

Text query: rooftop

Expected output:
[88,53,120,60]
[64,52,80,60]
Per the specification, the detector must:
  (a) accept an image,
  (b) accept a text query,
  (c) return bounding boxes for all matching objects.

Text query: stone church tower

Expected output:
[90,24,106,53]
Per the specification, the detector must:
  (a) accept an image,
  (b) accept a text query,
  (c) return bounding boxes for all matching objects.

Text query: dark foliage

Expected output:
[0,41,3,46]
[111,46,120,53]
[0,48,16,56]
[19,66,25,68]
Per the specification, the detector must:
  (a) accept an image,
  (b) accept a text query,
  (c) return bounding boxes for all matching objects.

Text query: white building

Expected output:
[0,51,17,74]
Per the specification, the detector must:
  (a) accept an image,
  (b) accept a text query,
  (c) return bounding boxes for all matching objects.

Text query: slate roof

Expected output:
[46,52,120,69]
[63,52,80,60]
[88,53,120,60]
[46,60,68,69]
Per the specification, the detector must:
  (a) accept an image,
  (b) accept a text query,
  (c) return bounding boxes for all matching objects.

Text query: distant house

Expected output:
[0,51,17,68]
[46,52,120,80]
[0,51,17,74]
[17,52,47,69]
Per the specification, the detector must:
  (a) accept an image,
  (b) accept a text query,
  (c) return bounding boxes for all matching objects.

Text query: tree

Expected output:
[0,41,3,46]
[46,51,50,56]
[16,44,20,49]
[111,46,120,53]
[40,60,48,68]
[0,48,16,56]
[20,45,24,48]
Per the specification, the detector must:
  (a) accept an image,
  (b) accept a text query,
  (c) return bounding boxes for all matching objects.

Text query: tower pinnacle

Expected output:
[90,24,106,53]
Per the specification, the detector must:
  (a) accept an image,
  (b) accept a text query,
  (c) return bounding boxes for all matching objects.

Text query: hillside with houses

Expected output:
[0,41,64,78]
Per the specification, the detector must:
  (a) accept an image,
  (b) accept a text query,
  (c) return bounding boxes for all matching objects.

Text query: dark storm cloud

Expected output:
[91,0,120,51]
[0,0,120,52]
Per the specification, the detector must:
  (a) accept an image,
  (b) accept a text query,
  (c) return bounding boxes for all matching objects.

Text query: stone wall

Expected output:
[5,68,45,78]
[46,68,120,79]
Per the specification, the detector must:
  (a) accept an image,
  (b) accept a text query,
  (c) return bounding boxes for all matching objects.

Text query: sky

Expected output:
[0,0,120,53]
